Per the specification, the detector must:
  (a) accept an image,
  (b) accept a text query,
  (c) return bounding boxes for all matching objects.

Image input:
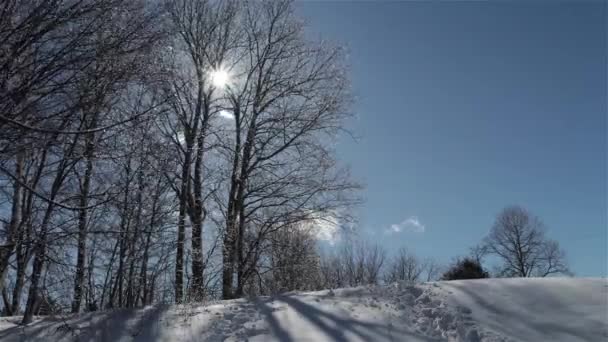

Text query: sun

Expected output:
[210,68,230,88]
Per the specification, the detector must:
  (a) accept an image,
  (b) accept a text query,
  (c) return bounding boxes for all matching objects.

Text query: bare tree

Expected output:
[217,0,357,299]
[362,243,387,285]
[162,0,238,303]
[319,240,385,288]
[319,250,344,289]
[71,7,159,312]
[384,248,425,283]
[484,205,570,277]
[21,133,82,323]
[537,239,571,277]
[469,244,489,265]
[424,259,443,282]
[261,221,322,294]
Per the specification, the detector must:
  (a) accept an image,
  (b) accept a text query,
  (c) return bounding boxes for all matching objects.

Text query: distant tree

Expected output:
[441,257,489,281]
[319,240,386,288]
[469,244,488,265]
[484,205,570,277]
[384,248,424,283]
[263,221,322,294]
[424,259,443,282]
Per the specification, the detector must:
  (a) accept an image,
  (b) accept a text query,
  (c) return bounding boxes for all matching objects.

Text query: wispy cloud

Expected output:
[386,216,425,234]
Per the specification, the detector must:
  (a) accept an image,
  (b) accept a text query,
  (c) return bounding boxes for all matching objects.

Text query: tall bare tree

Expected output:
[484,205,570,277]
[162,0,238,303]
[218,0,357,299]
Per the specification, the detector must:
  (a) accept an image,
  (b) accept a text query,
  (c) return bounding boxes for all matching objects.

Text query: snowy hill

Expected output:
[0,278,605,342]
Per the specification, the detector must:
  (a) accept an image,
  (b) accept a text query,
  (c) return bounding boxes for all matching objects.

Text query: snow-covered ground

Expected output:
[0,278,605,342]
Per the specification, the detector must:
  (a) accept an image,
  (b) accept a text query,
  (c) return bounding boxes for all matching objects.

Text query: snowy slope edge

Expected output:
[0,277,605,342]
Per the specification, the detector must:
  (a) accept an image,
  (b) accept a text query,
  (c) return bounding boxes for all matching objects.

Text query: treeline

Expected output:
[0,0,359,323]
[292,204,572,289]
[199,204,572,295]
[258,204,573,293]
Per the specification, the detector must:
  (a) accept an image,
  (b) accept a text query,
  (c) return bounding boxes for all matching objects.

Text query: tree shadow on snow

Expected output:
[73,308,141,341]
[0,305,175,342]
[254,294,435,342]
[0,309,138,342]
[0,316,59,341]
[128,304,172,341]
[252,298,293,341]
[453,282,606,342]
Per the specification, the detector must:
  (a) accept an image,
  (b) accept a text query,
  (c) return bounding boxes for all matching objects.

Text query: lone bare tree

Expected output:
[484,205,570,277]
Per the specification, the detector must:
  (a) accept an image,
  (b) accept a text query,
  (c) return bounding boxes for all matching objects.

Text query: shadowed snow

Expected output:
[0,278,605,342]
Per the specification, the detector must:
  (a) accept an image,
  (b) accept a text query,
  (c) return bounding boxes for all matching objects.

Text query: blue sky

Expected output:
[297,1,607,276]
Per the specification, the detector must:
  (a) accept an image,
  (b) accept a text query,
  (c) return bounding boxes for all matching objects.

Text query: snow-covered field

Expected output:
[0,278,605,342]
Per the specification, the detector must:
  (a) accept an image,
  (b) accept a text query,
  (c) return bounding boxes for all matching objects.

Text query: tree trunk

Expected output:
[10,245,27,315]
[140,178,160,306]
[21,217,50,324]
[10,191,34,315]
[100,236,119,309]
[86,239,97,310]
[190,126,207,300]
[222,106,243,300]
[2,286,11,316]
[222,209,236,299]
[21,147,72,324]
[116,158,132,308]
[126,171,144,308]
[72,131,95,313]
[176,136,193,304]
[0,151,23,294]
[233,114,257,298]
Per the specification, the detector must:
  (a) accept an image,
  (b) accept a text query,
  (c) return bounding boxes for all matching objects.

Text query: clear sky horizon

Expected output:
[296,1,607,277]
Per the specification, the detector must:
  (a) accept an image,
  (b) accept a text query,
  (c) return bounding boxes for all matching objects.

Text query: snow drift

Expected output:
[0,277,605,342]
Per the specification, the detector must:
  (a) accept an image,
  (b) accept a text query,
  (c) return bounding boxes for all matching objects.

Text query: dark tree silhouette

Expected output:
[484,205,570,277]
[441,257,489,281]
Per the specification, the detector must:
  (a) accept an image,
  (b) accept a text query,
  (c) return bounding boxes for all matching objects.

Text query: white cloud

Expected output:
[386,216,425,234]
